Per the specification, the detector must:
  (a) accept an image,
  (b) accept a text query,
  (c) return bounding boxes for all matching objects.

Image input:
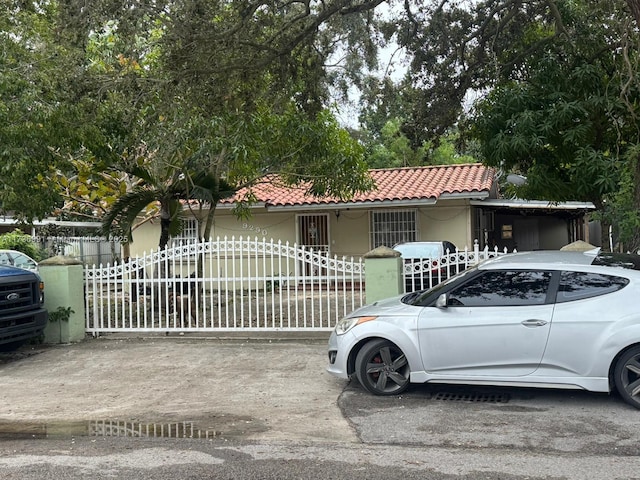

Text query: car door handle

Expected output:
[521,319,548,327]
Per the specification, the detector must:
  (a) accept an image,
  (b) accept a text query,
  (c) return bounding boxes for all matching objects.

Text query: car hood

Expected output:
[0,265,35,277]
[347,294,415,318]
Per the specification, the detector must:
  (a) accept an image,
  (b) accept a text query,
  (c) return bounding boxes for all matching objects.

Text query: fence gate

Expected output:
[85,237,365,335]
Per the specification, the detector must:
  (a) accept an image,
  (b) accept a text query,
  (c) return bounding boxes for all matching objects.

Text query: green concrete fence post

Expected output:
[38,256,86,344]
[363,246,403,304]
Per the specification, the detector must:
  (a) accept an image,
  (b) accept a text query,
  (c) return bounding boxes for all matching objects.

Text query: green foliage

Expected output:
[472,49,624,205]
[157,0,384,116]
[392,0,564,147]
[3,0,386,228]
[364,119,426,168]
[99,159,218,250]
[238,106,373,198]
[48,306,74,323]
[606,145,640,249]
[385,0,640,248]
[0,1,68,219]
[0,230,43,260]
[44,1,380,248]
[361,119,476,169]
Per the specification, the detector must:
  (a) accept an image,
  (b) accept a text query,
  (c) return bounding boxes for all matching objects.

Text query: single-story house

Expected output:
[129,163,596,258]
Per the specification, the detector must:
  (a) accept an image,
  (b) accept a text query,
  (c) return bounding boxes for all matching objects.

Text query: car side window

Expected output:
[556,271,629,303]
[447,270,552,307]
[13,255,35,269]
[0,253,11,266]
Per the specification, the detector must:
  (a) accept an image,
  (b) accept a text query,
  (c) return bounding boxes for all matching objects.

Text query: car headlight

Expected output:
[334,316,377,335]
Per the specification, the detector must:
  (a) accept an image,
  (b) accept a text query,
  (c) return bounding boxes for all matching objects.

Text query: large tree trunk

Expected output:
[203,201,218,241]
[591,198,611,252]
[627,0,640,25]
[628,154,640,253]
[159,200,172,251]
[159,217,171,251]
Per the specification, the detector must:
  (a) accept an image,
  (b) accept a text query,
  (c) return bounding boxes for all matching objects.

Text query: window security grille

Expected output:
[370,210,417,249]
[172,218,199,246]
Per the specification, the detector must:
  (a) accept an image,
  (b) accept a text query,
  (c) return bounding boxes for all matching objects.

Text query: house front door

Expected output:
[298,214,329,278]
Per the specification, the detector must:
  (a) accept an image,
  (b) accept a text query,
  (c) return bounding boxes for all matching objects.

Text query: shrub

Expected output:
[0,229,44,261]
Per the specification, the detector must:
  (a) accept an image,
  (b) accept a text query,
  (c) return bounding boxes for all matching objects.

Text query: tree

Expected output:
[392,0,640,249]
[100,157,233,251]
[472,52,623,207]
[0,1,72,219]
[2,1,390,227]
[61,1,381,248]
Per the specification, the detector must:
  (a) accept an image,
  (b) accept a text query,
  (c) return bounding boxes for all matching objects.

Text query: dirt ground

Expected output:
[0,334,357,443]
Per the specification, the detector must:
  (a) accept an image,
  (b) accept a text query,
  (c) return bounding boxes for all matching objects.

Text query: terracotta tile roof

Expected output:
[221,163,495,208]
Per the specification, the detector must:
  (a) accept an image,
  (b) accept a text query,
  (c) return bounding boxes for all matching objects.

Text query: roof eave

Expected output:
[0,217,102,228]
[262,198,439,212]
[471,199,596,210]
[209,194,495,212]
[438,192,491,201]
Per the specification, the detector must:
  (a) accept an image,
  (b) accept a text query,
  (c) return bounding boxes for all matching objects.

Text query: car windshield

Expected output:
[402,265,479,306]
[12,253,36,269]
[395,243,441,258]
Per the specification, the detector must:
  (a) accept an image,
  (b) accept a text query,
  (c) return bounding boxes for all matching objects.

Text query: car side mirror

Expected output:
[436,293,448,308]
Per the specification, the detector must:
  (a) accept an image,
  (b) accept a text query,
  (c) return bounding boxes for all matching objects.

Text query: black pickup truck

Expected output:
[0,265,48,351]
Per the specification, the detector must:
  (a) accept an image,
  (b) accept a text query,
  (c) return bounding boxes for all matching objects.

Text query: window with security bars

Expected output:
[370,210,417,248]
[172,218,199,246]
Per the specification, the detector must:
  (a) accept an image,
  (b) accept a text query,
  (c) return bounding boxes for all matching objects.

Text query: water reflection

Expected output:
[0,419,220,439]
[90,419,220,438]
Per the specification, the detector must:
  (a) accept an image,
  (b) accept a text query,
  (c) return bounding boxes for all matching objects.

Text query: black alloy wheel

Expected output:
[614,345,640,409]
[355,339,410,395]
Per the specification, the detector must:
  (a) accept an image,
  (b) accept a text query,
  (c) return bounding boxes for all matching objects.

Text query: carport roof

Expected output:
[470,199,596,210]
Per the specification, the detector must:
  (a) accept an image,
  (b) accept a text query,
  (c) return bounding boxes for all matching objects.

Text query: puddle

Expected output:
[0,416,268,440]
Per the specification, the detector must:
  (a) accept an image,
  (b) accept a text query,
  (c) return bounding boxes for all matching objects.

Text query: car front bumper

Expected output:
[326,330,352,379]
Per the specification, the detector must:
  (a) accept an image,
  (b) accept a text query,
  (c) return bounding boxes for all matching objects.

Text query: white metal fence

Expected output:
[85,236,365,335]
[402,243,515,292]
[84,238,514,335]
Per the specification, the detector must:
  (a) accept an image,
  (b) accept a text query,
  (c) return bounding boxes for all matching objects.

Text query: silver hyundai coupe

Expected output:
[327,249,640,408]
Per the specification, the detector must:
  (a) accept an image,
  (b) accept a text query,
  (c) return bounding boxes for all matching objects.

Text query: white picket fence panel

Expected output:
[85,236,365,334]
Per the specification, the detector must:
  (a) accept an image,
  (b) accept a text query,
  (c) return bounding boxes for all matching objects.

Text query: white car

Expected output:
[392,241,459,291]
[327,249,640,408]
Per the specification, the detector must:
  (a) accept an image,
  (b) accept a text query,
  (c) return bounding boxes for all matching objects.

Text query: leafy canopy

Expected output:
[3,0,386,247]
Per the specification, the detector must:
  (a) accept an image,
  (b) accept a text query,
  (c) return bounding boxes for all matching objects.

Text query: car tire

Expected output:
[355,339,410,395]
[613,345,640,409]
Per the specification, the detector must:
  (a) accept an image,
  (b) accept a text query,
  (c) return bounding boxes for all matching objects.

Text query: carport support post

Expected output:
[38,256,86,344]
[363,246,403,304]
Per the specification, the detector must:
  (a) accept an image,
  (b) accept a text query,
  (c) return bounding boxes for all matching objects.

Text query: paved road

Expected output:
[341,381,640,455]
[1,336,639,479]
